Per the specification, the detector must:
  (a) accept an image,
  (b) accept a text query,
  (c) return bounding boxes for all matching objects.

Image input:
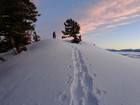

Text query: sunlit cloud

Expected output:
[32,0,41,4]
[79,0,140,34]
[106,20,138,29]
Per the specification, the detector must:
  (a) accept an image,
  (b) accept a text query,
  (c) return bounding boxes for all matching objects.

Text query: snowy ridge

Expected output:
[1,39,140,105]
[70,46,98,105]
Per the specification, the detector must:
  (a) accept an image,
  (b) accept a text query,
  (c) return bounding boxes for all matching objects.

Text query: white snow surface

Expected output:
[118,52,140,60]
[0,39,140,105]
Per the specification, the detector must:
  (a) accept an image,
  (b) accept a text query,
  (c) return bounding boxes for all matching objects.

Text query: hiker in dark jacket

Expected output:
[53,31,56,39]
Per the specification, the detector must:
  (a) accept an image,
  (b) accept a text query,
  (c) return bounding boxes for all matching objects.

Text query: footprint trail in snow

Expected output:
[70,46,98,105]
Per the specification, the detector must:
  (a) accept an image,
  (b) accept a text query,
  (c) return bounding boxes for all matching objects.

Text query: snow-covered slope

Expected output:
[0,39,140,105]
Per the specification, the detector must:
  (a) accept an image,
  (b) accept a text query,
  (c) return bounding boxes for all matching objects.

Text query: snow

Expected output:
[118,52,140,60]
[107,50,140,60]
[0,39,140,105]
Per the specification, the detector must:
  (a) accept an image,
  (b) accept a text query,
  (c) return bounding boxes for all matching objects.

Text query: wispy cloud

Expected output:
[32,0,41,5]
[79,0,140,34]
[106,20,138,29]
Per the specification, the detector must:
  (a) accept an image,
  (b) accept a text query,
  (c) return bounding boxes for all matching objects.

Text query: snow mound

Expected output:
[0,39,140,105]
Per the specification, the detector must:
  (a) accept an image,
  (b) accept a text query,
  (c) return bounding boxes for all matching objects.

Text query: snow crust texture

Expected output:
[1,39,140,105]
[70,46,98,105]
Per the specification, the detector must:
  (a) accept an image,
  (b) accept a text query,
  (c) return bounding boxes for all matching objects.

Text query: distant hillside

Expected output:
[107,49,140,52]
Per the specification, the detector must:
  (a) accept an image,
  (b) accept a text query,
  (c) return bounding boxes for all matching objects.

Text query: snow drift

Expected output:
[0,39,140,105]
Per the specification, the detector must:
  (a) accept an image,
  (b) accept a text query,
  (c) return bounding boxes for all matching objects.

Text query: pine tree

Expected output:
[0,0,40,53]
[62,18,81,43]
[33,31,41,42]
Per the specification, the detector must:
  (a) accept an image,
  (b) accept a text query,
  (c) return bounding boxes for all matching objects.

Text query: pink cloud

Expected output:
[106,20,138,29]
[79,0,140,34]
[32,0,41,4]
[79,20,106,34]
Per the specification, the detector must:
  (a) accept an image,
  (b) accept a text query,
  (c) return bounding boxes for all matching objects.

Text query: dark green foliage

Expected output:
[0,40,10,52]
[33,31,41,42]
[0,0,40,53]
[0,57,6,62]
[0,36,12,52]
[62,18,81,43]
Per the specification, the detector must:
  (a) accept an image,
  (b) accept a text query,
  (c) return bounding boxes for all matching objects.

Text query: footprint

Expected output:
[67,65,72,68]
[96,88,101,95]
[89,64,92,67]
[59,93,67,102]
[93,73,97,77]
[89,64,92,70]
[65,75,73,84]
[103,90,107,94]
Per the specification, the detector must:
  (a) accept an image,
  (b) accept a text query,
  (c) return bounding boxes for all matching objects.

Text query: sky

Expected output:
[33,0,140,49]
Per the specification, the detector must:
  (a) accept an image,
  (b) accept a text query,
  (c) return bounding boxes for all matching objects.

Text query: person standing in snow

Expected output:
[53,31,56,39]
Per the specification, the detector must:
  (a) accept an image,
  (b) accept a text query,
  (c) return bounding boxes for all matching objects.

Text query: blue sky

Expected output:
[33,0,140,49]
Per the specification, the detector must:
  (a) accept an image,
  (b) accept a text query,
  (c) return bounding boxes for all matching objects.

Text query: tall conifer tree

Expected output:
[0,0,40,53]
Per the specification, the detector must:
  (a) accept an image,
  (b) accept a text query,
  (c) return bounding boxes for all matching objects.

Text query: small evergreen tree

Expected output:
[0,36,10,52]
[62,18,81,43]
[33,31,41,42]
[0,0,40,53]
